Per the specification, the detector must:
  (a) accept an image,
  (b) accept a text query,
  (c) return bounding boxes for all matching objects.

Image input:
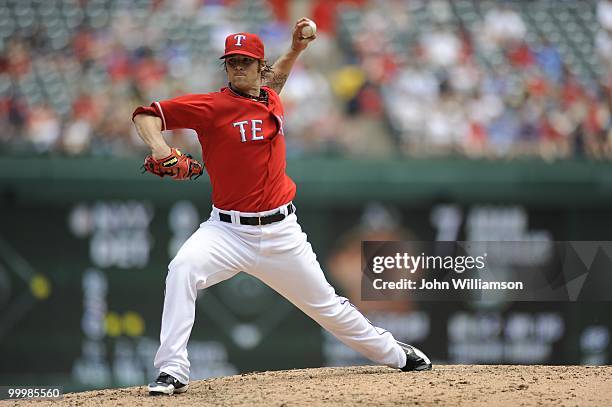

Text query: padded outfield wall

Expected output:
[0,157,611,391]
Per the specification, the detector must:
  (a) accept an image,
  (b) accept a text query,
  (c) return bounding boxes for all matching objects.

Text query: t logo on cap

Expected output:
[233,34,246,46]
[221,32,265,60]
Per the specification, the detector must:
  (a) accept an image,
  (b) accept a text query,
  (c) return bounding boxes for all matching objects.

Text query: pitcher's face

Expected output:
[226,56,261,92]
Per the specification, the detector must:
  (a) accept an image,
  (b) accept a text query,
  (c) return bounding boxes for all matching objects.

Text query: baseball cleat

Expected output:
[148,372,188,395]
[397,341,432,372]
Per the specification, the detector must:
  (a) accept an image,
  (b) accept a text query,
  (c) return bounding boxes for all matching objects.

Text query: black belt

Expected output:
[218,204,294,226]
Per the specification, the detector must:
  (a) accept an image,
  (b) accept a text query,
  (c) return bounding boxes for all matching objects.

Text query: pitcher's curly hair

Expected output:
[260,61,274,80]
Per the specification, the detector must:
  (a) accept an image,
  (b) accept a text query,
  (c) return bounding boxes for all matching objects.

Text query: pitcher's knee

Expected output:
[309,296,353,320]
[167,251,200,284]
[166,261,192,286]
[168,244,220,286]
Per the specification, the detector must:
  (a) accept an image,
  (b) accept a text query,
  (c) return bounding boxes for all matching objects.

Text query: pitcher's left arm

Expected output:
[264,17,317,94]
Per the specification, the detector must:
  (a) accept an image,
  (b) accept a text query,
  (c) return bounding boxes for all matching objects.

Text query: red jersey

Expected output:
[133,86,296,212]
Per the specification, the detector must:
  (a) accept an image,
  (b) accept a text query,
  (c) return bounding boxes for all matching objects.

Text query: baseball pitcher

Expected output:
[132,18,431,396]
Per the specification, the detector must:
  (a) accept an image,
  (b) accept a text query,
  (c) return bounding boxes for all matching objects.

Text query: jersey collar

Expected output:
[227,83,269,105]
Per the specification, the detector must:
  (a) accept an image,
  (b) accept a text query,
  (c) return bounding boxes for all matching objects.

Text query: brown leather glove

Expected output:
[142,148,203,180]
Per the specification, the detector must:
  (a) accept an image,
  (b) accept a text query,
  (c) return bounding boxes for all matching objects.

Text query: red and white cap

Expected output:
[220,32,265,60]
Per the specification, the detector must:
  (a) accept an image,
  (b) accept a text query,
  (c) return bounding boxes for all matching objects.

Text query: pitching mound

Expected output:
[2,365,611,406]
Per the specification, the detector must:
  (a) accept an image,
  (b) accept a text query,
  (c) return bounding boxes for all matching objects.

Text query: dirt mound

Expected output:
[2,365,611,406]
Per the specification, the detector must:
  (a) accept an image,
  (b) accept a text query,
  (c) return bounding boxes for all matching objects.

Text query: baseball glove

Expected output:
[142,148,204,180]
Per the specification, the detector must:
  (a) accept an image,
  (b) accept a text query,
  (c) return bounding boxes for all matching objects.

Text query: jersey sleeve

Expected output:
[132,93,214,131]
[263,86,279,101]
[263,86,284,115]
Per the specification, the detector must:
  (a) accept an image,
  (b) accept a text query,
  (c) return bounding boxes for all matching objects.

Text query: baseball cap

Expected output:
[220,32,265,60]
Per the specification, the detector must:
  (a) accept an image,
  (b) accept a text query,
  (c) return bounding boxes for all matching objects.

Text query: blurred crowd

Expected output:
[341,0,612,160]
[0,0,611,160]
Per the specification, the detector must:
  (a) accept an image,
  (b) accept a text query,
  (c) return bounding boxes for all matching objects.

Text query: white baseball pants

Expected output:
[154,204,407,383]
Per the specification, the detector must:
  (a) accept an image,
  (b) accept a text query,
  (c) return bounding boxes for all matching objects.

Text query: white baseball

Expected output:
[301,20,317,38]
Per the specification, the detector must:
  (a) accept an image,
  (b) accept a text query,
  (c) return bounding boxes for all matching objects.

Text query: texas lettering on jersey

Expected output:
[233,119,264,142]
[132,86,295,212]
[233,115,284,142]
